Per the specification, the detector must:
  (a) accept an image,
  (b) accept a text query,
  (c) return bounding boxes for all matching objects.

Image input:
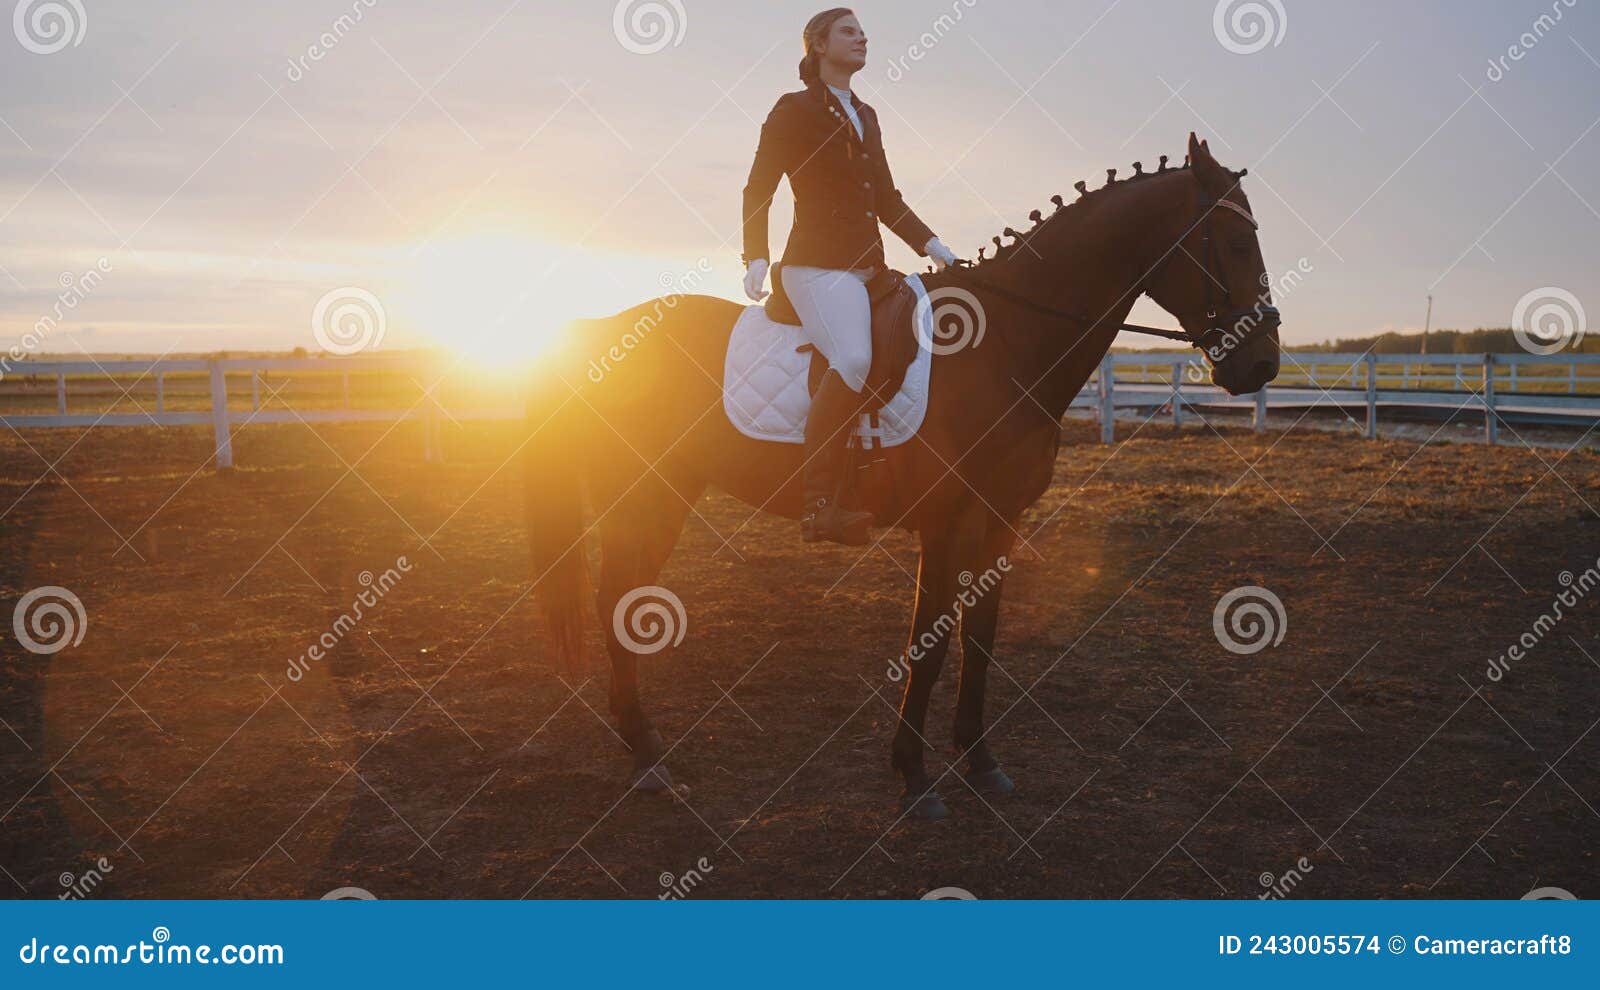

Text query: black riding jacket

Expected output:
[741,81,935,271]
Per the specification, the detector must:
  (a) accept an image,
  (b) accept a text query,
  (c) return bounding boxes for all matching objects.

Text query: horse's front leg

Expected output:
[953,514,1019,797]
[892,505,984,820]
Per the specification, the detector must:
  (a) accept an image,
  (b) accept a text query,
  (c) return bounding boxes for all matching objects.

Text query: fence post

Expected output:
[1365,353,1377,440]
[156,373,165,414]
[56,374,66,415]
[209,360,234,469]
[1570,362,1578,394]
[1254,384,1268,432]
[1507,361,1517,393]
[1483,352,1498,446]
[1171,361,1184,427]
[1097,353,1114,445]
[251,371,261,411]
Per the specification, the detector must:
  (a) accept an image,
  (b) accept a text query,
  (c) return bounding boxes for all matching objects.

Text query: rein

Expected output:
[947,270,1194,345]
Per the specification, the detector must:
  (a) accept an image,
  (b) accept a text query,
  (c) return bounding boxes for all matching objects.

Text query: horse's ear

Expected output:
[1187,131,1200,161]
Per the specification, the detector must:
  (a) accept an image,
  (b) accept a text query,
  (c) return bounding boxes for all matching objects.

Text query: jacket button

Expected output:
[866,211,875,219]
[862,181,871,189]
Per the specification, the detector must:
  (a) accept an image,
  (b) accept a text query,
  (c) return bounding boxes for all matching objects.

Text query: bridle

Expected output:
[950,175,1280,362]
[1143,181,1281,362]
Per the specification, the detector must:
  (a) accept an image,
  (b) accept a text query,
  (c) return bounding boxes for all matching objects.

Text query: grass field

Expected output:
[1,417,1597,899]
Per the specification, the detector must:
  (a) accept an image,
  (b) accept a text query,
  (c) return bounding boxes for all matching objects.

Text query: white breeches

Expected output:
[780,264,874,392]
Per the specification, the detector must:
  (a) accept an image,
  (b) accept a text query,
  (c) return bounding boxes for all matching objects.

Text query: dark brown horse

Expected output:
[525,134,1280,818]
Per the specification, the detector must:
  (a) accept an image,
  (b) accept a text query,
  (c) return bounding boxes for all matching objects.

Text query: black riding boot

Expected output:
[800,370,875,545]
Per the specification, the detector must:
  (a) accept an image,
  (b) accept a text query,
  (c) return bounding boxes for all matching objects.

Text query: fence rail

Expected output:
[2,352,1597,466]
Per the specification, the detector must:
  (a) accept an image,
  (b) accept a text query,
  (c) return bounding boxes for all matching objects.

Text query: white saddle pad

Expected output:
[722,273,933,447]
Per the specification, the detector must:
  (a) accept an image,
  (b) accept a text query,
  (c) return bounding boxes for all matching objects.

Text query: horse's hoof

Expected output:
[630,764,674,793]
[966,766,1015,797]
[900,789,950,821]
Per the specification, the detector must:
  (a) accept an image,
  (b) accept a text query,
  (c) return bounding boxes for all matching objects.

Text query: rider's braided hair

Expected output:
[799,8,855,85]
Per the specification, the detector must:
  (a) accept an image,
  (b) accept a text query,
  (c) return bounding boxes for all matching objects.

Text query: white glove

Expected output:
[743,259,770,301]
[925,236,958,271]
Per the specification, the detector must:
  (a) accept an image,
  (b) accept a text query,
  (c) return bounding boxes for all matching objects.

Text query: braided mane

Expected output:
[952,154,1194,270]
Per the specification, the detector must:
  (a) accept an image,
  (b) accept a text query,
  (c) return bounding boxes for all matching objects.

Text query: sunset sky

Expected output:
[1,0,1596,359]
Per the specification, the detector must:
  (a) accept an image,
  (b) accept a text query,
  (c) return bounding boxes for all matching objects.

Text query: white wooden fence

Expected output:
[1086,351,1600,445]
[1,352,1596,467]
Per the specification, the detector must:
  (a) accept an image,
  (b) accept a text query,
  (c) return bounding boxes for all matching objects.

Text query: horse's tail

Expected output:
[525,375,591,675]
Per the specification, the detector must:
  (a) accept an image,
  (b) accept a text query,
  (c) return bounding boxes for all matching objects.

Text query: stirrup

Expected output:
[801,497,873,546]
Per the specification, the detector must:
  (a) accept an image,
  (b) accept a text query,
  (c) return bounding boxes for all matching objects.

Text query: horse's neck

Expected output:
[985,184,1180,419]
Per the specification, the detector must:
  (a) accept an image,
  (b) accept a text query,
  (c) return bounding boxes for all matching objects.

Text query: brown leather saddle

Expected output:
[764,263,920,414]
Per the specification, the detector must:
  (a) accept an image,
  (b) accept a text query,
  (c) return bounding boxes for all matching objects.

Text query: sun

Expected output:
[395,233,616,370]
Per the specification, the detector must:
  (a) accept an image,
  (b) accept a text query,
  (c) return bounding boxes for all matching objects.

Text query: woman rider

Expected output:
[741,8,959,546]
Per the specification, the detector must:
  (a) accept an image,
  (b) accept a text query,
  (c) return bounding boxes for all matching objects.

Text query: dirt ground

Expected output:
[1,415,1597,900]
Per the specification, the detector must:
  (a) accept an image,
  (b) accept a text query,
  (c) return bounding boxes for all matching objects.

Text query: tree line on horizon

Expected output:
[1294,327,1597,355]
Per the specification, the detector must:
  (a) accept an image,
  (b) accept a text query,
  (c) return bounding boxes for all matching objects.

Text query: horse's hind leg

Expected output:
[595,474,701,791]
